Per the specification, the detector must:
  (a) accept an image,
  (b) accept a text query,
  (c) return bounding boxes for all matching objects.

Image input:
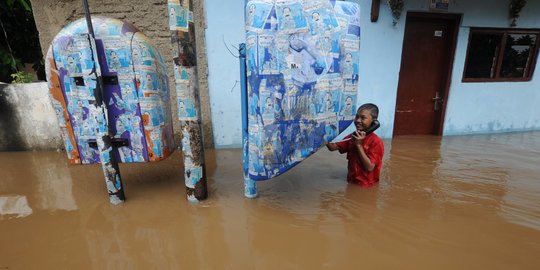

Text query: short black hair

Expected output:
[358,103,379,119]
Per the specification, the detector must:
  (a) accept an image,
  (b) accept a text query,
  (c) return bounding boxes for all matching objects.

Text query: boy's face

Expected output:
[354,109,374,131]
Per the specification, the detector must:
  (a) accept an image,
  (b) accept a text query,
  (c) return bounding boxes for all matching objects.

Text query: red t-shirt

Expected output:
[335,133,384,187]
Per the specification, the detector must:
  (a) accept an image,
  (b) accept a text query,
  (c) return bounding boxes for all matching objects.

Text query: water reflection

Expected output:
[437,133,540,230]
[0,151,78,216]
[382,136,446,219]
[29,152,78,211]
[0,195,33,219]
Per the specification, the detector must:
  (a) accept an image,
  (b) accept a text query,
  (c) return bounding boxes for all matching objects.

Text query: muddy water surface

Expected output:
[1,132,539,269]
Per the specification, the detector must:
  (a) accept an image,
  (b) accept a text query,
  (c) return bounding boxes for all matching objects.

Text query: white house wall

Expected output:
[205,0,540,147]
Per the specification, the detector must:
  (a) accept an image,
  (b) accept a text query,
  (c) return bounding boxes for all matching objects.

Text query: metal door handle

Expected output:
[432,92,443,111]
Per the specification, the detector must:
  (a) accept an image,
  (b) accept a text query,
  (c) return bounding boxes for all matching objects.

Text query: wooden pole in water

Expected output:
[168,0,207,202]
[82,0,125,204]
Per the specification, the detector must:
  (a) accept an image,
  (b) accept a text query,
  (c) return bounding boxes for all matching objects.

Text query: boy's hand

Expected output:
[326,142,338,151]
[352,130,366,145]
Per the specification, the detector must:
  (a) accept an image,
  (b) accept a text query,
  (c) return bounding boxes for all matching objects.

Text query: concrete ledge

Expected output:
[0,82,64,151]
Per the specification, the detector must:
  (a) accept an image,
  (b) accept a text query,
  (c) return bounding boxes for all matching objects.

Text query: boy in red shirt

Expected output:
[326,103,384,187]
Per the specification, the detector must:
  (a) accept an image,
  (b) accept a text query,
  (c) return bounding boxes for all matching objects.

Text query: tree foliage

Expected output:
[0,0,45,83]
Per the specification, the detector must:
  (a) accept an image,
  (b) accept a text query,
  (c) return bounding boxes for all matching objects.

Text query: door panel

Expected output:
[393,13,459,135]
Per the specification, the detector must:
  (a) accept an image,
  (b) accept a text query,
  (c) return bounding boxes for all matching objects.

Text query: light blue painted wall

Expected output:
[205,0,540,147]
[205,0,246,147]
[443,1,540,135]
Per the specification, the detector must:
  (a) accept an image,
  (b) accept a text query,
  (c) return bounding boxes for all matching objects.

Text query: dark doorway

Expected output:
[393,12,460,135]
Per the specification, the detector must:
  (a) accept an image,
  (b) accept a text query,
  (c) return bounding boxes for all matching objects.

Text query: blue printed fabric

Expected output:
[245,0,361,180]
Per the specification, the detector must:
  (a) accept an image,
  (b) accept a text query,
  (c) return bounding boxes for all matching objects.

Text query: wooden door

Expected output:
[393,13,460,135]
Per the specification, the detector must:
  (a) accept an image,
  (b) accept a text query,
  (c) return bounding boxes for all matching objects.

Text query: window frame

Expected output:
[462,27,540,83]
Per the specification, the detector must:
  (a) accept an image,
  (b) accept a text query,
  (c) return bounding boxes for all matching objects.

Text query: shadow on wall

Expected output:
[0,83,26,151]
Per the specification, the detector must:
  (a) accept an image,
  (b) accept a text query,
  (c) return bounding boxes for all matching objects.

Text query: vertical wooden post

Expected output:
[168,0,207,202]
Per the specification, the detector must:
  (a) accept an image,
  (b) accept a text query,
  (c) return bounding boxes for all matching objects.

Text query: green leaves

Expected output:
[509,0,527,27]
[0,47,18,70]
[387,0,404,25]
[11,71,33,83]
[5,0,32,12]
[0,0,43,83]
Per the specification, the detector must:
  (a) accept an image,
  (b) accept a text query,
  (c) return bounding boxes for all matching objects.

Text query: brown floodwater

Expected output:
[1,131,539,269]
